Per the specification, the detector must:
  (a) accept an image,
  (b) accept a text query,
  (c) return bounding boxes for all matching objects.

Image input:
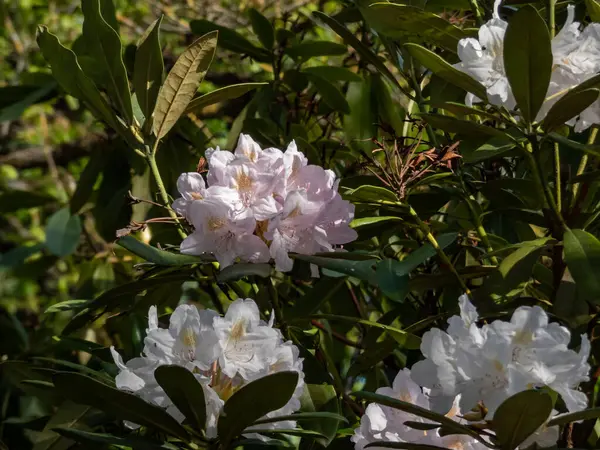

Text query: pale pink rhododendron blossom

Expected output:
[351,296,588,450]
[455,1,600,129]
[111,298,304,439]
[173,134,357,272]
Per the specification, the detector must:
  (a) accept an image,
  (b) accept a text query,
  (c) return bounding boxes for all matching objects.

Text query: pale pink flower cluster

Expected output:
[173,134,357,272]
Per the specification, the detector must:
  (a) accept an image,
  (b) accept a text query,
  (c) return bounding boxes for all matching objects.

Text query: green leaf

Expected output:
[363,4,469,53]
[217,263,272,282]
[298,384,342,446]
[52,428,177,449]
[154,365,207,433]
[548,407,600,426]
[32,401,90,450]
[503,5,552,123]
[350,216,403,228]
[493,390,553,450]
[218,371,299,446]
[344,185,399,204]
[0,243,45,271]
[36,27,122,132]
[352,391,488,446]
[0,82,56,123]
[563,228,600,301]
[419,113,501,138]
[249,8,274,49]
[253,411,347,426]
[464,134,520,164]
[375,260,410,302]
[0,190,55,213]
[81,0,134,125]
[542,89,599,132]
[70,147,106,214]
[153,31,218,140]
[184,82,268,115]
[189,20,270,62]
[44,300,89,314]
[307,74,351,114]
[293,254,378,284]
[303,66,362,82]
[309,314,421,349]
[117,235,211,265]
[435,102,500,122]
[313,12,408,96]
[285,41,347,59]
[134,16,164,125]
[586,0,600,22]
[364,443,450,450]
[547,132,600,158]
[45,208,82,257]
[52,372,189,441]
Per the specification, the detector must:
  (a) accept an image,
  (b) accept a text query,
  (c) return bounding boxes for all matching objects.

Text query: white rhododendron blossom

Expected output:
[455,1,600,129]
[110,298,304,439]
[411,295,590,417]
[351,296,589,450]
[173,134,357,272]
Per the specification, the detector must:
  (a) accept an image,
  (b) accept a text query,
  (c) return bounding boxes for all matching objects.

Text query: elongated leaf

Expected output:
[363,4,469,52]
[134,16,164,123]
[351,216,403,228]
[493,390,553,450]
[52,428,177,449]
[352,391,489,446]
[70,147,106,214]
[419,113,501,138]
[542,89,599,132]
[155,366,207,432]
[313,11,408,95]
[344,185,399,203]
[45,208,82,257]
[33,401,90,450]
[52,372,189,441]
[365,443,449,450]
[309,314,420,349]
[563,228,600,301]
[184,82,268,115]
[118,235,211,265]
[218,371,299,446]
[44,300,89,314]
[303,66,362,82]
[548,407,600,426]
[286,41,347,59]
[307,75,351,114]
[503,5,552,123]
[252,412,347,426]
[153,31,218,140]
[190,20,270,62]
[547,132,600,157]
[36,27,121,132]
[217,263,272,282]
[81,0,133,124]
[586,0,600,21]
[465,134,520,164]
[298,384,341,446]
[436,102,499,121]
[249,8,274,49]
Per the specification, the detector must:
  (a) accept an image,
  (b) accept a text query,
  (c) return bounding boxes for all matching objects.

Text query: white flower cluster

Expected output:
[110,298,304,439]
[173,134,357,272]
[455,0,600,130]
[353,296,591,449]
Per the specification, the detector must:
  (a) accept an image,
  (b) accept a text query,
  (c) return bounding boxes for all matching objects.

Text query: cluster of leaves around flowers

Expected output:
[7,0,600,449]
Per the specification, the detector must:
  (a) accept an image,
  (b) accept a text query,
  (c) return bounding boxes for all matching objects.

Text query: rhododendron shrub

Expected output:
[10,0,600,449]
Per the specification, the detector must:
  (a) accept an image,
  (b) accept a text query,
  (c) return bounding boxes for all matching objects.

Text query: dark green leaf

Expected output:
[542,89,599,132]
[503,5,552,123]
[189,20,270,62]
[286,41,347,59]
[52,372,189,441]
[0,244,45,270]
[32,401,90,450]
[0,190,55,213]
[45,208,82,257]
[307,74,351,114]
[547,132,600,158]
[134,16,164,124]
[153,31,218,140]
[419,113,502,138]
[375,260,410,302]
[586,0,600,22]
[81,0,134,124]
[217,263,272,282]
[563,228,600,301]
[118,235,211,265]
[154,365,207,432]
[184,82,268,115]
[52,428,177,449]
[303,66,362,82]
[365,442,450,450]
[0,82,56,123]
[249,8,274,49]
[547,407,600,426]
[464,134,520,164]
[44,300,89,314]
[218,371,299,446]
[70,147,106,214]
[344,185,399,204]
[363,4,469,52]
[298,384,342,446]
[493,390,553,450]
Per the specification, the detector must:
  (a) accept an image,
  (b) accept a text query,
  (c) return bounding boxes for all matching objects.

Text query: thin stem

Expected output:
[145,143,187,239]
[548,0,557,37]
[465,196,499,265]
[407,206,471,295]
[554,142,562,213]
[571,126,599,208]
